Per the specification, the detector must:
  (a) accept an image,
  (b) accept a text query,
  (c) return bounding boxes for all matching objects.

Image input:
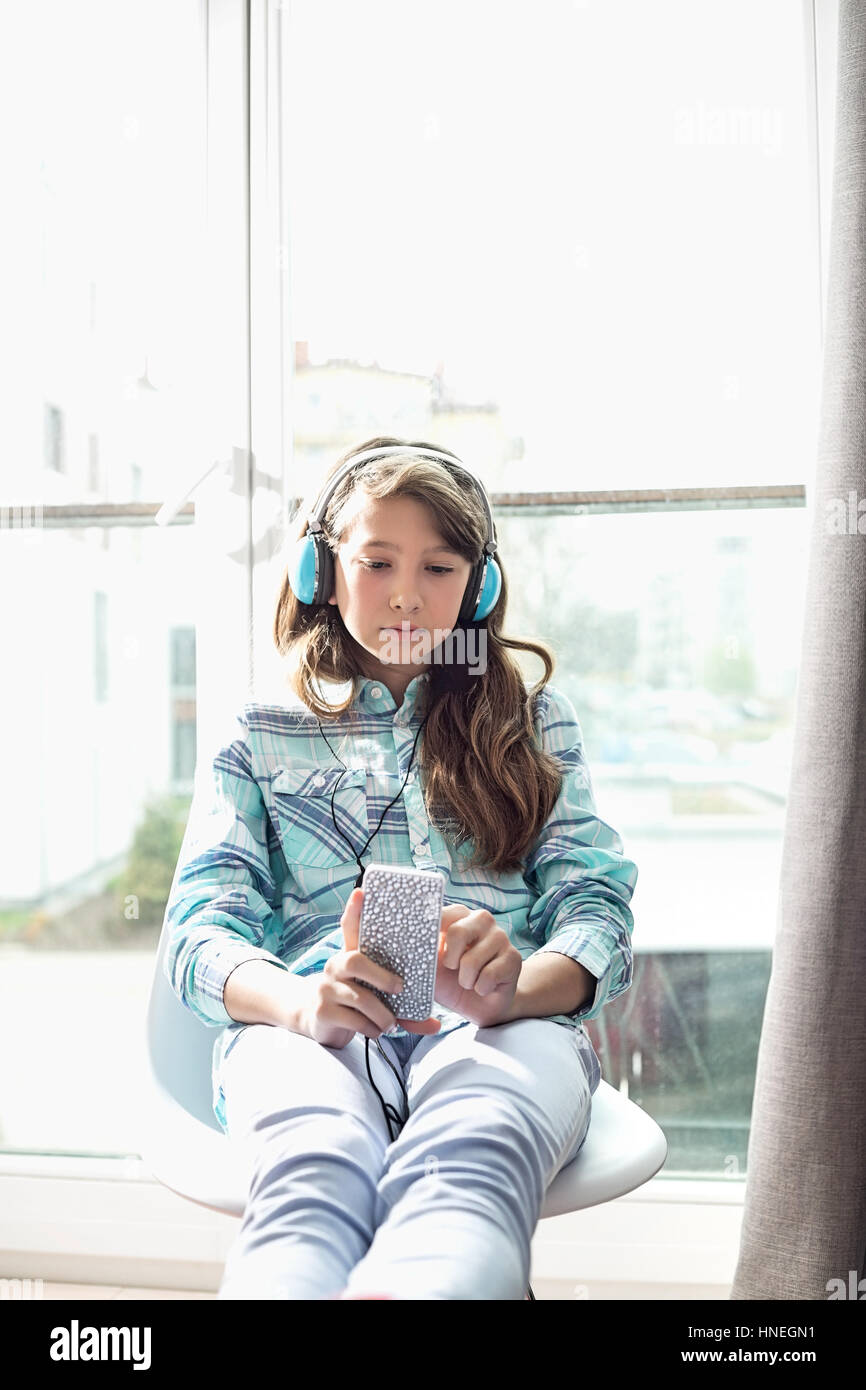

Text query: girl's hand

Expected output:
[307,889,442,1049]
[434,903,523,1027]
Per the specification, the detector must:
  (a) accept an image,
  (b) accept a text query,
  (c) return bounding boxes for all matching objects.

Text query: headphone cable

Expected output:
[316,710,428,1144]
[365,1036,409,1143]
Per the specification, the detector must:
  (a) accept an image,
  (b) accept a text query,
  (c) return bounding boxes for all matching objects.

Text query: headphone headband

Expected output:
[304,444,498,558]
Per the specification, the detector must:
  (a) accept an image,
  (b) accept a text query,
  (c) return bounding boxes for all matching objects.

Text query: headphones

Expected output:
[286,444,502,623]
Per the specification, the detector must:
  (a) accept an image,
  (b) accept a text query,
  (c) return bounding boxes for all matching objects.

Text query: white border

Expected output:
[0,0,835,1303]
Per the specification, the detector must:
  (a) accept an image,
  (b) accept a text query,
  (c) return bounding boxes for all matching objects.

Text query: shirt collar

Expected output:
[356,672,430,720]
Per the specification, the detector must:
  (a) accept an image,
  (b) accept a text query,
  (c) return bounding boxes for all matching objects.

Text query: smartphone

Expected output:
[355,864,446,1021]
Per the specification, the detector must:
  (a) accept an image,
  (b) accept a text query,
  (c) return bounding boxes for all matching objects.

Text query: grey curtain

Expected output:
[730,0,866,1300]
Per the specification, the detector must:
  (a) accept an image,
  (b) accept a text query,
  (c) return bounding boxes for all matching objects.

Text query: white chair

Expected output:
[140,922,668,1298]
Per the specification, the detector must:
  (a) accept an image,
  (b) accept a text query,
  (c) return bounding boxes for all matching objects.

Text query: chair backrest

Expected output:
[146,913,224,1132]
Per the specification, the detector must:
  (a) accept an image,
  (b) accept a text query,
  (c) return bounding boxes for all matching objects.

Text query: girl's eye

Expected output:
[361,561,453,574]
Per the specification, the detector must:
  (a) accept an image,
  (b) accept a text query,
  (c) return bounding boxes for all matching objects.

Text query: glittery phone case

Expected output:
[355,864,446,1021]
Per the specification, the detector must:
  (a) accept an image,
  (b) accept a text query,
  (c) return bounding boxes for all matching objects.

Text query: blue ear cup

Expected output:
[473,554,502,621]
[288,533,326,605]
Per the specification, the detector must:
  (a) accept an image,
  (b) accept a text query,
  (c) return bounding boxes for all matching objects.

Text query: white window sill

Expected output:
[0,1159,745,1295]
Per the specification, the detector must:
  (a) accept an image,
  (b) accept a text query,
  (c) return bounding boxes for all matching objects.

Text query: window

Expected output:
[93,590,108,703]
[44,404,64,473]
[88,434,101,494]
[170,626,197,787]
[1,0,208,1157]
[279,0,822,1179]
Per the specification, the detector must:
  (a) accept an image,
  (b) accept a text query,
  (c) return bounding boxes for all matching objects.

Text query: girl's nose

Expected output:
[390,594,422,613]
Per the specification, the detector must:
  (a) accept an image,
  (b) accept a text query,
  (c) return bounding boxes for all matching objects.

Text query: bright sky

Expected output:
[281,0,821,486]
[1,0,822,499]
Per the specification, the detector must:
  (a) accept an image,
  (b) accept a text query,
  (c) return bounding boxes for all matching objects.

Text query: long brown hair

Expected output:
[272,435,564,873]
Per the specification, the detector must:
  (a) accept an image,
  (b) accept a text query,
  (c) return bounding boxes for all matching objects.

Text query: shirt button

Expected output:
[371,686,382,698]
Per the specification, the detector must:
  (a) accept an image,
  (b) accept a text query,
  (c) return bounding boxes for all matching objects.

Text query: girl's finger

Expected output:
[335,980,395,1034]
[457,936,503,991]
[341,888,363,950]
[396,1015,442,1035]
[344,887,363,910]
[439,914,486,968]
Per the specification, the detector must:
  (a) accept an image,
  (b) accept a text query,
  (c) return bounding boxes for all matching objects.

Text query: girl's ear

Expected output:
[327,593,337,605]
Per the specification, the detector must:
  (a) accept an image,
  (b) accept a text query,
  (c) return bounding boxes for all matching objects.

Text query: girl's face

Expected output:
[327,493,473,701]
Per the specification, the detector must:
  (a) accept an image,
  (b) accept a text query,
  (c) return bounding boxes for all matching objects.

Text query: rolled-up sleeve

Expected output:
[524,686,638,1023]
[163,708,290,1027]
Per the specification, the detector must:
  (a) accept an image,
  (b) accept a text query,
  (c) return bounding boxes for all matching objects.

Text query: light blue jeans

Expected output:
[216,1016,600,1301]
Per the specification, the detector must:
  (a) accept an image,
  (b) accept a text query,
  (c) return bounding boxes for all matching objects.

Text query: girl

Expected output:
[163,434,638,1300]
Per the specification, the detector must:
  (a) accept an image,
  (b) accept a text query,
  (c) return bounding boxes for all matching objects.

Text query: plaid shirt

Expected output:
[163,673,638,1131]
